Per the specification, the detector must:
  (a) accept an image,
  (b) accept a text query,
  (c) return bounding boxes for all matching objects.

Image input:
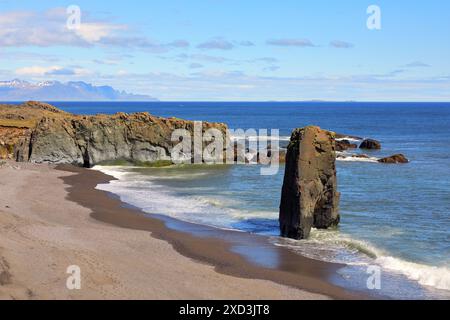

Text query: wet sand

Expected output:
[57,164,367,299]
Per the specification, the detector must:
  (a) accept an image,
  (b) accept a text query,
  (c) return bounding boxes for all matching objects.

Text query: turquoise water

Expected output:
[48,101,450,298]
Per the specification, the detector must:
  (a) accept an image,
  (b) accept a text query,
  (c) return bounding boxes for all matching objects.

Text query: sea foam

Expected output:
[92,165,450,293]
[376,256,450,291]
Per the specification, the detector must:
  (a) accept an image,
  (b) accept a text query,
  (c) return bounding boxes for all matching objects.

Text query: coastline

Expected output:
[0,161,329,299]
[0,161,367,299]
[57,164,368,300]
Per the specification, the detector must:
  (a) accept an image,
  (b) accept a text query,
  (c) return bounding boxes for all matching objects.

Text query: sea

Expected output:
[42,101,450,299]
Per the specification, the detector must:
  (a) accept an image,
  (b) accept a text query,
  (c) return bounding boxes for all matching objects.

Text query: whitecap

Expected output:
[336,137,363,143]
[376,256,450,291]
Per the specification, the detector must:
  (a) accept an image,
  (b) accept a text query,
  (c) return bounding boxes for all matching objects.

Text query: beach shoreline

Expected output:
[0,161,365,299]
[58,164,368,299]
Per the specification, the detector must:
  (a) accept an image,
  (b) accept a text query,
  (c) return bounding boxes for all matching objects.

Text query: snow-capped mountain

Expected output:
[0,79,158,101]
[0,79,31,88]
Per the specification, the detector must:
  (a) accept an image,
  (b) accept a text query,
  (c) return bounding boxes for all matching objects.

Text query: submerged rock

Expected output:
[359,139,381,150]
[279,126,340,240]
[378,154,409,164]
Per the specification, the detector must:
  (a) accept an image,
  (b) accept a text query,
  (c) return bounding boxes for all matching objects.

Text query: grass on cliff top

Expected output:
[0,119,36,128]
[98,159,174,168]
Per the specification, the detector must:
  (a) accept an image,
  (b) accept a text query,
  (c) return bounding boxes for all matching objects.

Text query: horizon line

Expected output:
[2,100,450,104]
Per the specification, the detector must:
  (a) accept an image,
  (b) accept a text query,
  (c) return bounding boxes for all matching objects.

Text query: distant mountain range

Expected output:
[0,79,158,101]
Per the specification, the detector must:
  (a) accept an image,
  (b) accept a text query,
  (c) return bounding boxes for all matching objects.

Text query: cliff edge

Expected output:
[0,102,227,167]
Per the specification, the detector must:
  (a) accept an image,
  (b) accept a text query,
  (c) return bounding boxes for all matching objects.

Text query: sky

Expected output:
[0,0,449,101]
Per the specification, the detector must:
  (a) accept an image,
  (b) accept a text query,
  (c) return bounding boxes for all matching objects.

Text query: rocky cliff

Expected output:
[0,102,228,167]
[279,126,340,240]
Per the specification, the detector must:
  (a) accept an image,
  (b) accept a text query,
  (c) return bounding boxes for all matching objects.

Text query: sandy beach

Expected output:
[0,161,361,300]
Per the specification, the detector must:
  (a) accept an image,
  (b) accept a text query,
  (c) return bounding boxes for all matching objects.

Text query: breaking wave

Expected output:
[376,256,450,291]
[273,229,450,292]
[336,151,379,163]
[92,165,450,293]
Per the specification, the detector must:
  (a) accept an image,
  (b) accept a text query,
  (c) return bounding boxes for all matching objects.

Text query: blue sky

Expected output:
[0,0,449,101]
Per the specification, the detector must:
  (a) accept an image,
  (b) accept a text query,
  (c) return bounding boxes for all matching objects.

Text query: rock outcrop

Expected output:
[336,139,358,151]
[279,126,340,240]
[378,154,409,164]
[0,103,38,160]
[0,102,228,166]
[359,139,381,150]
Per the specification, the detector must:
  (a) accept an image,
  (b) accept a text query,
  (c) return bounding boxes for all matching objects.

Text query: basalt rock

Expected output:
[378,154,409,164]
[336,139,358,151]
[279,126,340,240]
[0,102,228,166]
[359,139,381,150]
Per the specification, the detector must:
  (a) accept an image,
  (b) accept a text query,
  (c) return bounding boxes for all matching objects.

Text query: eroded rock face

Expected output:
[0,102,228,166]
[279,126,340,240]
[0,101,69,160]
[26,114,228,166]
[0,126,32,160]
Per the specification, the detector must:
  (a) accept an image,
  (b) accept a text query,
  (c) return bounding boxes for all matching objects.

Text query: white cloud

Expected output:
[75,22,127,43]
[197,38,235,50]
[15,65,90,76]
[0,8,187,52]
[117,70,129,76]
[95,70,450,101]
[0,10,86,47]
[15,66,60,76]
[267,39,316,47]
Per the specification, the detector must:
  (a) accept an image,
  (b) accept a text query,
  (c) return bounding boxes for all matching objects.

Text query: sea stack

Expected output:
[279,126,340,240]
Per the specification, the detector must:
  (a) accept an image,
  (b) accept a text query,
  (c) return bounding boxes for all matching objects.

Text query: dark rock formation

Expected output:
[0,102,228,166]
[336,139,358,151]
[378,154,409,164]
[359,139,381,150]
[279,126,340,240]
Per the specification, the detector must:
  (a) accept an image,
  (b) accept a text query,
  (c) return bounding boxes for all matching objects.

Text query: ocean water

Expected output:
[49,101,450,299]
